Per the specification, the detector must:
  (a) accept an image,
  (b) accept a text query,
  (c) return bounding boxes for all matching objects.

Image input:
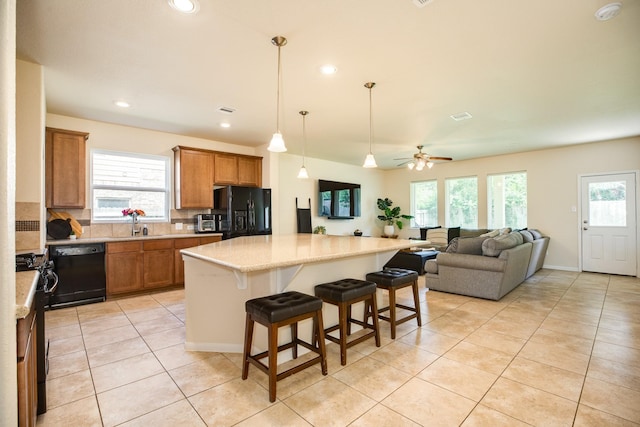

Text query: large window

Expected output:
[445,176,478,228]
[410,180,437,227]
[487,172,527,229]
[91,150,170,222]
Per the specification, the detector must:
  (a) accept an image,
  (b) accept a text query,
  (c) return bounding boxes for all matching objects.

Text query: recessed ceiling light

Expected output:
[320,64,337,75]
[114,100,130,108]
[450,111,472,121]
[595,2,622,21]
[168,0,200,14]
[220,122,231,128]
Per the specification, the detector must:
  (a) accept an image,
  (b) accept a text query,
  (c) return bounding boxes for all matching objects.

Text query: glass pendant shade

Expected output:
[407,162,415,170]
[427,161,434,169]
[363,153,378,168]
[268,132,286,152]
[297,165,309,179]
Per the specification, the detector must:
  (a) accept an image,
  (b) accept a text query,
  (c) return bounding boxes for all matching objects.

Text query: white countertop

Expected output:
[181,234,427,273]
[46,233,223,245]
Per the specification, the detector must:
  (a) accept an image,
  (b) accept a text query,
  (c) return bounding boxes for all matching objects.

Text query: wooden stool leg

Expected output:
[242,313,253,380]
[388,287,397,339]
[370,294,381,347]
[291,322,298,359]
[338,301,348,365]
[346,304,352,335]
[412,280,422,327]
[315,309,328,375]
[268,324,278,402]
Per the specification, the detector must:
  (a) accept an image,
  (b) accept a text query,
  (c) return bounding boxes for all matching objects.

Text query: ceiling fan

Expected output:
[395,145,453,170]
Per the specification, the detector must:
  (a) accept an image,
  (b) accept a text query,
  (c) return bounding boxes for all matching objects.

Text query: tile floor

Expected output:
[36,269,640,426]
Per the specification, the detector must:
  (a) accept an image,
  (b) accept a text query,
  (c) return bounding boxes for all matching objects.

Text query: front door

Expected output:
[581,172,637,276]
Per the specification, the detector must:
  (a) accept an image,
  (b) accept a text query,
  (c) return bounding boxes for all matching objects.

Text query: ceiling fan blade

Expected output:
[396,160,412,166]
[428,156,453,161]
[393,157,412,161]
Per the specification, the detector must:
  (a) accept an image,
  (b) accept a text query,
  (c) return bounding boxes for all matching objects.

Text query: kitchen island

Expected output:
[180,234,423,353]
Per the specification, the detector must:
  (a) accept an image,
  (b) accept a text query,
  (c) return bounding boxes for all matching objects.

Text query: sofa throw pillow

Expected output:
[448,227,461,242]
[529,229,543,240]
[446,237,459,253]
[499,227,512,235]
[519,229,534,243]
[427,228,449,245]
[480,229,499,238]
[482,232,523,257]
[457,236,488,255]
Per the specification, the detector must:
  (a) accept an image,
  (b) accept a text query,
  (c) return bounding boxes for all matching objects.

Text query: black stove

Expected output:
[16,252,56,415]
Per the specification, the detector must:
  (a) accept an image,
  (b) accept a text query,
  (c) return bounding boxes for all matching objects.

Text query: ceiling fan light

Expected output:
[268,132,287,152]
[297,165,309,179]
[363,153,378,168]
[407,162,415,170]
[427,161,434,169]
[416,163,424,171]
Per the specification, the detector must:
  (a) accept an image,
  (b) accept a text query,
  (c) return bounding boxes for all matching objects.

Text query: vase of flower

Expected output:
[122,208,146,236]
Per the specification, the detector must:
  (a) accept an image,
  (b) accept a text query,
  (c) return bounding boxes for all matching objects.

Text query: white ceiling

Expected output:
[16,0,640,169]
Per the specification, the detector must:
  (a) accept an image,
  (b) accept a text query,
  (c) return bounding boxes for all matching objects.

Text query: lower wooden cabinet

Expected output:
[107,236,222,295]
[17,300,37,427]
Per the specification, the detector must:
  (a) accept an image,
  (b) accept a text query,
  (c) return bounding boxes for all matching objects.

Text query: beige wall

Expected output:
[384,137,640,271]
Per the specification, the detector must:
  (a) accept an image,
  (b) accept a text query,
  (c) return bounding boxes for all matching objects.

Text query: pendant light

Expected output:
[268,36,288,152]
[363,82,378,168]
[297,111,309,179]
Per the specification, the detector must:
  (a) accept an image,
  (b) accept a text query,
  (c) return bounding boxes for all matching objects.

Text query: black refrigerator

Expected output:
[213,186,272,239]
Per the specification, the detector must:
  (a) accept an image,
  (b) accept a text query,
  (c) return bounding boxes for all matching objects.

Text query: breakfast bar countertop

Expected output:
[15,271,39,320]
[180,234,427,272]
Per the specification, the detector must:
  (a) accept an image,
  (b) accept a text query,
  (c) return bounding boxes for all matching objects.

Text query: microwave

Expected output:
[195,214,218,233]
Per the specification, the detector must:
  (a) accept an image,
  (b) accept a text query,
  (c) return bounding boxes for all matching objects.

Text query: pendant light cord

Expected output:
[276,45,282,133]
[368,86,373,154]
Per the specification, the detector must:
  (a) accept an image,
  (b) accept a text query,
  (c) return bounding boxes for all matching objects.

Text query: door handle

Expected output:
[583,227,588,230]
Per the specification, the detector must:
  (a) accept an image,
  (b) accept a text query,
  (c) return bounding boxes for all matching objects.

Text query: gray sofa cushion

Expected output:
[529,229,543,239]
[446,236,487,255]
[482,232,523,257]
[425,259,438,274]
[519,229,534,243]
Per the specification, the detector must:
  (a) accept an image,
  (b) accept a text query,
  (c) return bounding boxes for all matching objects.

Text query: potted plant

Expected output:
[377,198,413,236]
[313,225,327,235]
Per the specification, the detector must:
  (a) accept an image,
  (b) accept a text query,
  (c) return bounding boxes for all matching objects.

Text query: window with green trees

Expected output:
[410,180,437,227]
[488,172,527,229]
[445,176,478,228]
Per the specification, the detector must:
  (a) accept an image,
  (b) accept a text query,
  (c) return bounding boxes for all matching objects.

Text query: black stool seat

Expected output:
[242,291,327,402]
[246,291,323,324]
[315,278,377,302]
[365,268,418,287]
[314,278,380,365]
[366,268,421,339]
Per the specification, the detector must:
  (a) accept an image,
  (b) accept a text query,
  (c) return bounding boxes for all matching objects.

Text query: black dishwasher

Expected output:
[49,243,106,309]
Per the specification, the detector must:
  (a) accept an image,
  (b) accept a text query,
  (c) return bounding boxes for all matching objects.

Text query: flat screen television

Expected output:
[318,179,361,219]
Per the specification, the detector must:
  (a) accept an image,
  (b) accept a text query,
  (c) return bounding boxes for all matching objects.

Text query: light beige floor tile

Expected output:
[152,289,185,305]
[80,312,130,335]
[418,357,498,401]
[580,376,640,423]
[539,316,598,340]
[461,403,531,427]
[168,353,239,396]
[398,327,460,356]
[82,324,140,349]
[479,317,539,340]
[283,376,376,426]
[530,328,594,355]
[368,340,439,375]
[248,353,327,400]
[117,294,165,313]
[332,356,412,401]
[423,315,482,339]
[350,404,420,427]
[519,339,591,375]
[85,336,151,368]
[382,377,476,426]
[463,328,526,357]
[143,326,185,351]
[154,342,212,371]
[132,313,183,336]
[47,350,89,380]
[596,326,640,350]
[47,335,85,358]
[502,356,585,401]
[118,399,206,427]
[46,369,95,409]
[591,340,640,369]
[46,322,81,341]
[125,306,173,324]
[45,308,79,329]
[35,395,101,427]
[189,377,275,425]
[574,403,640,427]
[97,372,184,427]
[92,352,165,393]
[235,402,312,426]
[443,341,514,375]
[481,377,577,426]
[587,356,640,391]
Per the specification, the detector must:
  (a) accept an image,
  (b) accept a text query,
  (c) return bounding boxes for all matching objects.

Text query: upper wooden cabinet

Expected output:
[173,146,262,209]
[173,146,215,209]
[45,127,88,208]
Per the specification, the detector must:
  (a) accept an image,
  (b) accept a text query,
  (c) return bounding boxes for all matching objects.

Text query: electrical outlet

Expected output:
[187,225,195,230]
[175,222,183,230]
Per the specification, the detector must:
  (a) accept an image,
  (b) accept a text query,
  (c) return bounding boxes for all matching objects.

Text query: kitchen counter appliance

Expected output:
[49,243,106,309]
[15,252,58,415]
[213,186,271,239]
[194,213,222,233]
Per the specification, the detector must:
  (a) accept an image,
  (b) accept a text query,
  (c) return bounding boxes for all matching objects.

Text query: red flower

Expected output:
[122,208,145,216]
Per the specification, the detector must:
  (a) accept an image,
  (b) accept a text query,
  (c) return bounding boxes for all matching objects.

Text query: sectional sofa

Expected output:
[424,229,549,300]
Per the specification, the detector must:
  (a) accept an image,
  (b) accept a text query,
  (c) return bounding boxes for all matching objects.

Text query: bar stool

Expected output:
[242,291,328,402]
[366,268,421,339]
[314,278,380,365]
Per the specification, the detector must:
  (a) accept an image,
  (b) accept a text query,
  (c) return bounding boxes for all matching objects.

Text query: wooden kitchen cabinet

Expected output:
[106,241,144,295]
[214,153,239,185]
[143,239,174,289]
[174,236,221,284]
[173,146,215,209]
[237,155,262,187]
[45,127,88,209]
[17,300,37,427]
[215,153,262,187]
